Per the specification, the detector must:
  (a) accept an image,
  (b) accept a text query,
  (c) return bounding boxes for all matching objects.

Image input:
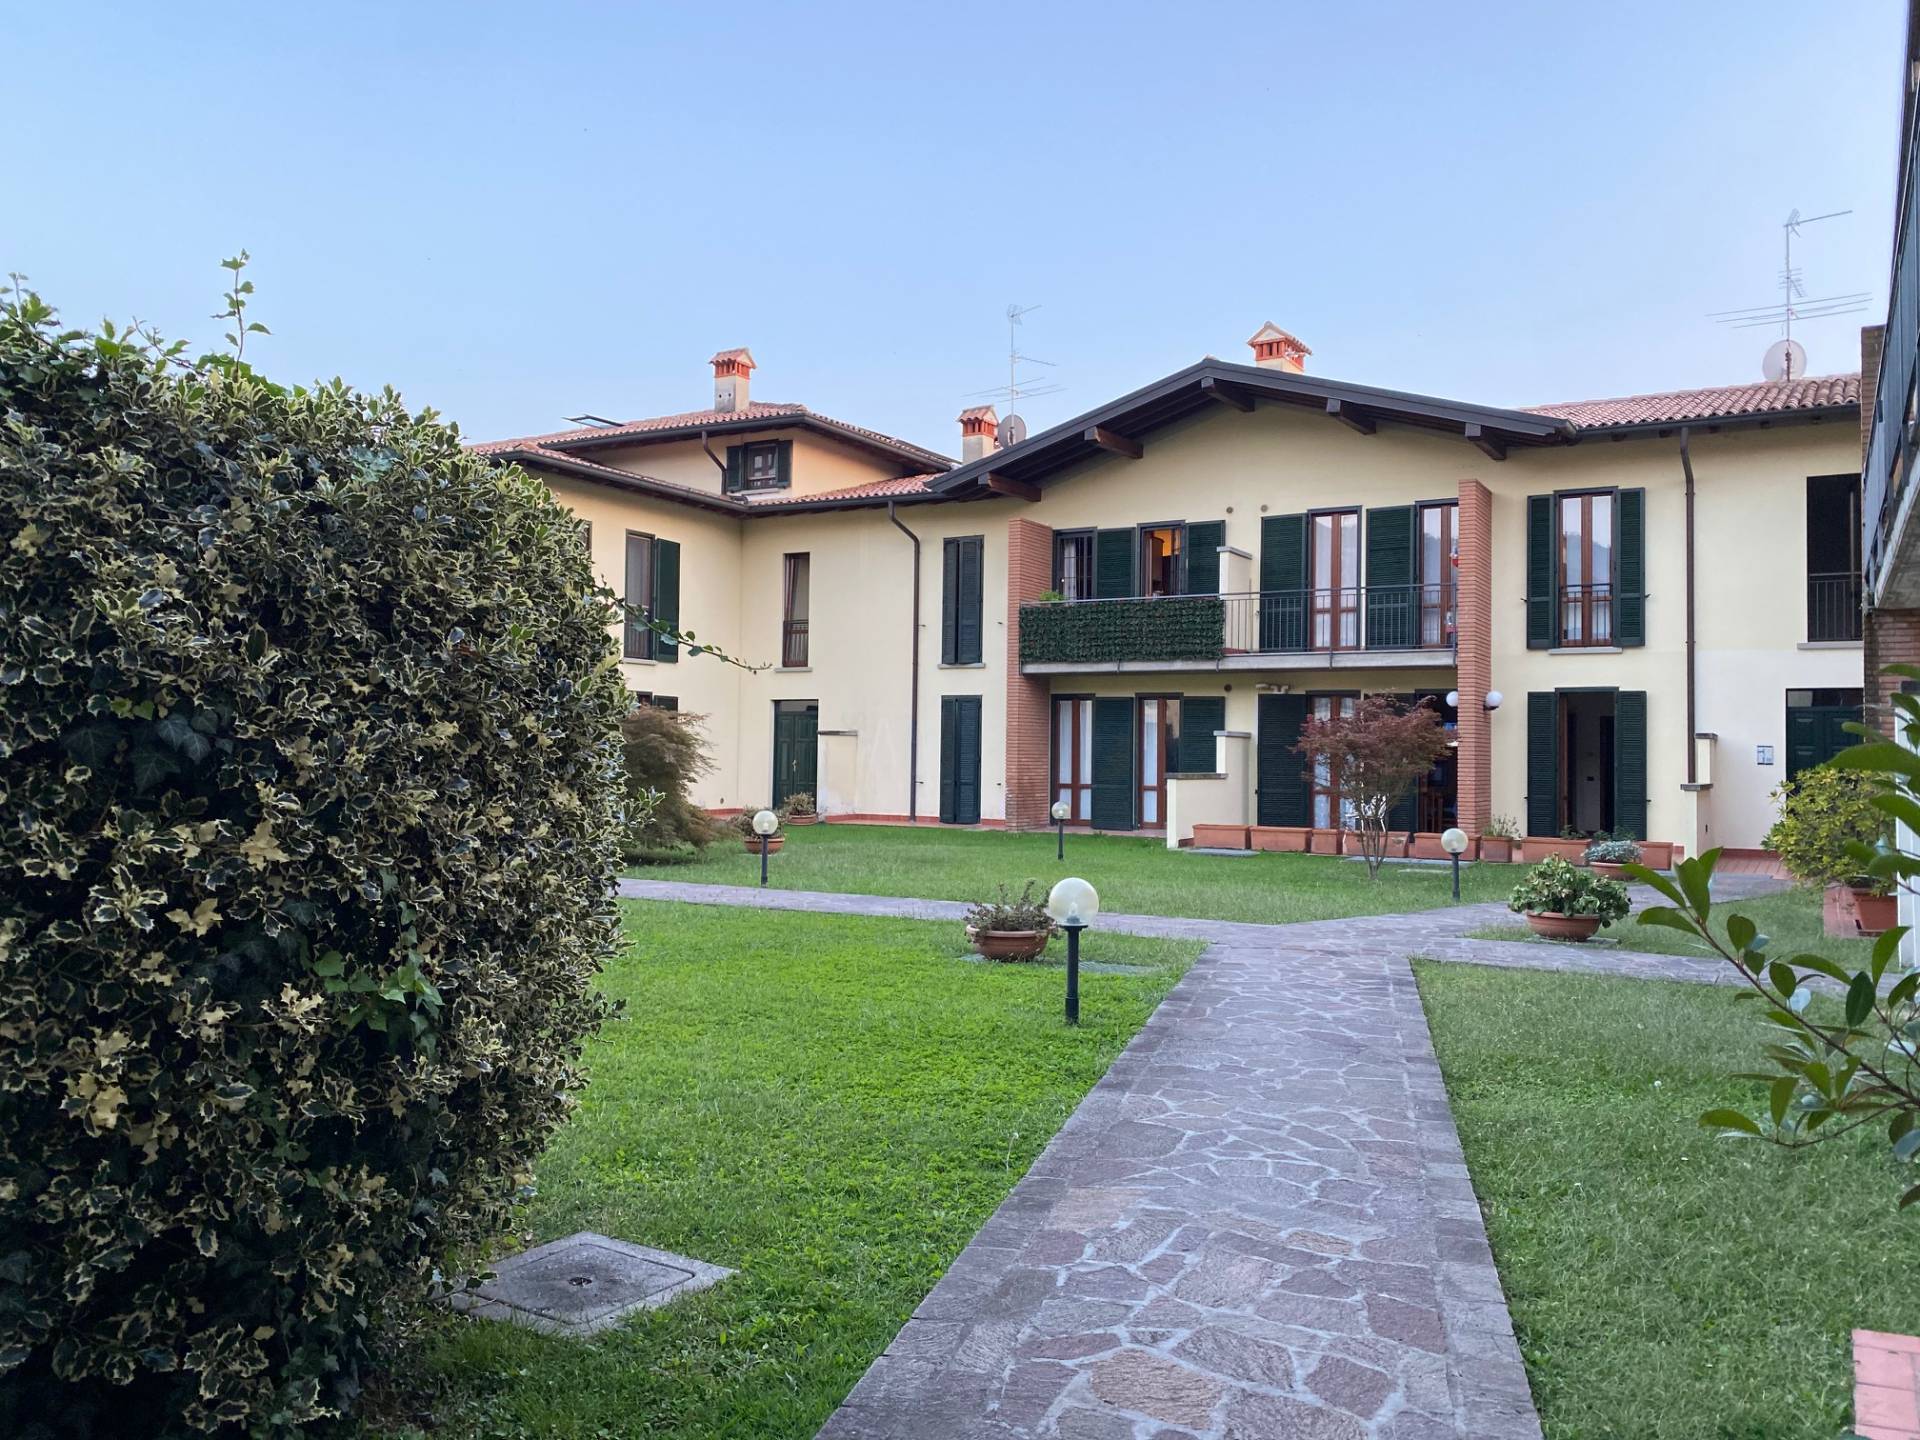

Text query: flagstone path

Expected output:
[616,874,1785,1439]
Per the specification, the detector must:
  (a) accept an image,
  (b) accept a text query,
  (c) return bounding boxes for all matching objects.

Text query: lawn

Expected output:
[1464,885,1873,972]
[368,901,1200,1440]
[1417,961,1920,1440]
[649,823,1518,924]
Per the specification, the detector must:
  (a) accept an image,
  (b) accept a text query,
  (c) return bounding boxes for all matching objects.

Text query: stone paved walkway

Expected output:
[615,874,1784,1439]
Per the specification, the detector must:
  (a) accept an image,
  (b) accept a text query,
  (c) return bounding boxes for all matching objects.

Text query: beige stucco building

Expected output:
[475,331,1865,855]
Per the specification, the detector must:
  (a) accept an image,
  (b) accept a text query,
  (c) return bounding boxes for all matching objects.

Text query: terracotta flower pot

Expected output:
[1590,862,1633,881]
[1524,911,1603,942]
[1251,826,1310,853]
[1373,835,1410,859]
[1308,829,1344,855]
[742,834,785,854]
[1477,836,1515,864]
[1525,836,1588,864]
[1852,890,1898,936]
[966,926,1051,961]
[1636,841,1674,870]
[1410,832,1477,861]
[785,812,820,826]
[1193,824,1252,850]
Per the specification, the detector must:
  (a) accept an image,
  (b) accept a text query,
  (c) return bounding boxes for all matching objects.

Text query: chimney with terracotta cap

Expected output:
[1247,322,1310,373]
[711,347,755,413]
[958,404,999,463]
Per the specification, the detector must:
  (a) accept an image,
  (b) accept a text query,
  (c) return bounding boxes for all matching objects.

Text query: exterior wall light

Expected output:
[1046,877,1100,1025]
[1440,826,1469,900]
[752,808,778,886]
[1485,690,1503,710]
[1051,799,1071,860]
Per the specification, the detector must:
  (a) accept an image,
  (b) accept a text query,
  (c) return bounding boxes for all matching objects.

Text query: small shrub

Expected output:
[1765,765,1886,890]
[1509,857,1631,923]
[964,882,1056,935]
[779,790,816,818]
[733,807,782,839]
[1481,813,1523,842]
[0,283,626,1435]
[1584,837,1642,865]
[619,705,715,860]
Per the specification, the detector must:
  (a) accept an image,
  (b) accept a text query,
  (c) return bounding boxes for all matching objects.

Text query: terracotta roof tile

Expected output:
[743,474,939,506]
[468,401,951,468]
[1525,373,1861,428]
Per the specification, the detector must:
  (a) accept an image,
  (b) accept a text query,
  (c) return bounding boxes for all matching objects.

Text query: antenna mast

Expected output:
[1708,208,1869,380]
[966,303,1065,445]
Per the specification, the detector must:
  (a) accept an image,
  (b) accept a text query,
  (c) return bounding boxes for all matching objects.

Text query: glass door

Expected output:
[1052,697,1093,821]
[1310,511,1360,649]
[1309,694,1356,829]
[1418,502,1457,648]
[1136,697,1181,828]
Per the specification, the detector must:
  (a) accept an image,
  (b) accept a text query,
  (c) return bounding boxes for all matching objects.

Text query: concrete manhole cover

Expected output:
[446,1232,733,1337]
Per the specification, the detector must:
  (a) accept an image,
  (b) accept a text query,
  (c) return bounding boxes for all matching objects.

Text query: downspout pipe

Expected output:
[1681,427,1698,784]
[888,500,922,822]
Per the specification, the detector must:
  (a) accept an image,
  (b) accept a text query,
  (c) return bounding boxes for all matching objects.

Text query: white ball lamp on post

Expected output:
[752,808,779,887]
[1046,877,1100,1026]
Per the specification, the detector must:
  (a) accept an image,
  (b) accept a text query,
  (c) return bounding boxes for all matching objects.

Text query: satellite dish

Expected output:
[999,413,1029,448]
[1762,337,1808,383]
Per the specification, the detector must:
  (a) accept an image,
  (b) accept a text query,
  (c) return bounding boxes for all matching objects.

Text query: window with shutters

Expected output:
[1309,511,1361,650]
[1052,696,1094,822]
[1558,492,1615,646]
[942,535,984,665]
[624,531,655,660]
[1138,525,1185,597]
[1417,502,1457,648]
[782,553,810,667]
[1053,530,1095,600]
[742,441,783,490]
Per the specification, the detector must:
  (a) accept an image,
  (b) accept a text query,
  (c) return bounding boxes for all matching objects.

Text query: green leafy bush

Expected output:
[619,704,715,861]
[1764,764,1886,889]
[1508,857,1630,922]
[1584,837,1641,865]
[0,285,627,1434]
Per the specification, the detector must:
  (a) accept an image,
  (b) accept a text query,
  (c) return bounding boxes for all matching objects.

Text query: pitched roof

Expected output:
[743,474,938,507]
[469,401,951,470]
[1524,373,1862,429]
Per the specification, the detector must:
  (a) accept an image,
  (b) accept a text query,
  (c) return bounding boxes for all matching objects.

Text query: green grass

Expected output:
[1464,885,1873,971]
[649,823,1518,924]
[368,901,1200,1440]
[1416,961,1920,1439]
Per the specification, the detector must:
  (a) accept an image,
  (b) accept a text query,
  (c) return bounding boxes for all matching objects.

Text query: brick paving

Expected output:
[615,873,1785,1438]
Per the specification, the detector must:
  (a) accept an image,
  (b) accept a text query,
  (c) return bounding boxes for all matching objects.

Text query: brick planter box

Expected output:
[1192,824,1251,850]
[1250,825,1310,853]
[1524,836,1588,864]
[1477,835,1517,863]
[1308,829,1345,855]
[1410,832,1478,861]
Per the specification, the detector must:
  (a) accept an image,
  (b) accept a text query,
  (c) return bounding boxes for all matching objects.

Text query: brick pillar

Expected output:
[1004,517,1055,829]
[1867,608,1920,736]
[1455,479,1494,833]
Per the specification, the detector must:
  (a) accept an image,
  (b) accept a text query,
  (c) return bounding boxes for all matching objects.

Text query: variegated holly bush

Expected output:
[0,285,627,1434]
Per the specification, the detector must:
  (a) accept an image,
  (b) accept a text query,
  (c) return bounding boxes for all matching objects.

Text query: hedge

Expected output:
[0,287,628,1435]
[1017,596,1224,665]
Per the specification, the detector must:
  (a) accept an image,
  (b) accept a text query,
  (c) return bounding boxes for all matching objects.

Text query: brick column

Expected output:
[1004,517,1054,830]
[1867,608,1920,736]
[1455,479,1494,833]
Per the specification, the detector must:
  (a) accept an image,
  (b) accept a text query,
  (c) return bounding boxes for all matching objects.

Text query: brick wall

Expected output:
[1455,479,1494,832]
[1004,517,1055,829]
[1867,607,1920,736]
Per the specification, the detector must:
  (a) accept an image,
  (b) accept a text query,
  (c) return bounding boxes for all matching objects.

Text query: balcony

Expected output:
[1808,571,1863,642]
[782,620,809,668]
[1018,585,1457,671]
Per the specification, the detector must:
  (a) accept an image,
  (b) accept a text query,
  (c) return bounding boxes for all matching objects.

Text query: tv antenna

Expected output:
[1708,208,1870,380]
[965,303,1065,445]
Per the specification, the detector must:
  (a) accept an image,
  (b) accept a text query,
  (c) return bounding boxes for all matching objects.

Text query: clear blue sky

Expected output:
[7,1,1906,457]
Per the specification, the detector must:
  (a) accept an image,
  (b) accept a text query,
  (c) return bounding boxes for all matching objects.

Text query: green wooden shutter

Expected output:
[1090,697,1136,830]
[1614,690,1648,840]
[652,538,680,663]
[939,696,981,824]
[774,439,794,489]
[724,446,744,493]
[1365,506,1415,648]
[1255,693,1310,826]
[1527,494,1556,649]
[1386,693,1420,832]
[957,538,983,664]
[940,537,961,664]
[624,533,651,659]
[1526,691,1559,836]
[1259,513,1306,650]
[1180,695,1226,773]
[1615,488,1645,646]
[1095,529,1135,598]
[1185,521,1224,596]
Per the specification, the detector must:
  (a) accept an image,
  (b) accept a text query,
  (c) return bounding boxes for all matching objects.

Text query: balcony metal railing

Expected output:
[1808,571,1863,642]
[1018,585,1457,665]
[1557,584,1614,647]
[782,620,809,668]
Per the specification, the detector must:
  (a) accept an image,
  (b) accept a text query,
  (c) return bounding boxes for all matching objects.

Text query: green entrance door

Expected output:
[772,701,818,808]
[1786,689,1863,779]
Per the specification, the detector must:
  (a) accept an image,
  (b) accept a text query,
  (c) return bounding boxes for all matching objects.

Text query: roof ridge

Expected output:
[1524,371,1861,416]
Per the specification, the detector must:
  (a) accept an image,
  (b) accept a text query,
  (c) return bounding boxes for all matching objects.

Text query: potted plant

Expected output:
[1584,835,1642,881]
[1851,874,1898,935]
[964,882,1055,960]
[734,808,784,854]
[1192,823,1252,849]
[1508,855,1630,941]
[1251,825,1310,853]
[1308,827,1345,855]
[1525,829,1590,864]
[1477,815,1521,863]
[780,791,820,826]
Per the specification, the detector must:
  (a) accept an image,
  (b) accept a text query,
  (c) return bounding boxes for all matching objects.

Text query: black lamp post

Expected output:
[1051,799,1070,861]
[1441,825,1469,901]
[1046,877,1099,1027]
[752,808,779,887]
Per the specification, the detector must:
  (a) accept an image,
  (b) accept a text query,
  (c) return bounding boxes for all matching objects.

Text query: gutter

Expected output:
[1681,427,1698,784]
[888,500,923,822]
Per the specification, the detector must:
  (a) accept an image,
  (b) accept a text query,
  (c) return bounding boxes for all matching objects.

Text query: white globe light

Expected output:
[1047,876,1100,926]
[1444,690,1460,709]
[1051,800,1071,822]
[1484,690,1503,711]
[1440,826,1469,855]
[751,808,779,836]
